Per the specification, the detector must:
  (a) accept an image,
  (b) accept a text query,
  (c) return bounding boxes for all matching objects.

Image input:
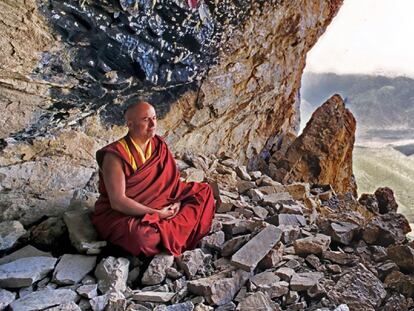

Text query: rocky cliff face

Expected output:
[264,94,357,197]
[0,0,343,223]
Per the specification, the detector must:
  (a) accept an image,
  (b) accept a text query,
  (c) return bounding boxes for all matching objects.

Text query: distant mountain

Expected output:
[300,73,414,148]
[353,146,414,221]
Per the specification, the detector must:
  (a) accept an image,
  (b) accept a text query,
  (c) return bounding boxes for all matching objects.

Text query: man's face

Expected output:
[126,103,157,141]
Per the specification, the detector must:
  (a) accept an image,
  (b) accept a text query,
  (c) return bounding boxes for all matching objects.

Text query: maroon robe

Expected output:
[92,135,216,256]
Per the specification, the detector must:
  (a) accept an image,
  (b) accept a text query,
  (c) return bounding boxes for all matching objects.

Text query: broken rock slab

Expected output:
[290,272,324,291]
[0,256,57,288]
[293,234,331,256]
[132,291,175,303]
[249,271,289,298]
[0,221,26,251]
[63,209,106,254]
[231,224,282,271]
[142,254,174,285]
[53,254,97,285]
[188,268,251,306]
[266,214,306,227]
[9,288,78,311]
[95,256,129,294]
[0,245,52,265]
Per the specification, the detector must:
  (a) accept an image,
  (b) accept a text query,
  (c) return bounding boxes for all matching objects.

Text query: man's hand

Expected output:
[157,202,181,220]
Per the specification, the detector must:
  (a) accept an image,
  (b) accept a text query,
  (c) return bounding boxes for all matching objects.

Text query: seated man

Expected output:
[92,101,216,256]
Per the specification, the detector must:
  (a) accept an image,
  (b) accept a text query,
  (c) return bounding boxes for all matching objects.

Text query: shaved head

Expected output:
[124,101,154,122]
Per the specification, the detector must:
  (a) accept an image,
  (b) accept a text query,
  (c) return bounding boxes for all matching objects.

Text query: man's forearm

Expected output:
[110,196,158,216]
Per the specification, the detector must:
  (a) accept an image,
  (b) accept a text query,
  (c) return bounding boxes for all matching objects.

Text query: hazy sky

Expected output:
[305,0,414,77]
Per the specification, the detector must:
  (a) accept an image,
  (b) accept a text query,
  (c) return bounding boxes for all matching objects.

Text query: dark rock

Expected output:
[363,213,410,246]
[30,217,67,249]
[374,187,398,214]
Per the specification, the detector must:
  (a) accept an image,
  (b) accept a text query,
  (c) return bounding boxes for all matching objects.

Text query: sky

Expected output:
[305,0,414,77]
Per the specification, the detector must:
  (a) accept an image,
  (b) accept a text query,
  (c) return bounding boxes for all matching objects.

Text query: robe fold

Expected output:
[92,135,216,256]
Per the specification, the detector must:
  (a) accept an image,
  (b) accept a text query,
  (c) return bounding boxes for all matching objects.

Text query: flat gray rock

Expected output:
[9,288,77,311]
[0,221,26,251]
[0,256,57,288]
[132,291,175,303]
[95,256,129,294]
[53,254,97,285]
[231,225,282,271]
[0,245,52,266]
[142,254,174,285]
[0,288,16,310]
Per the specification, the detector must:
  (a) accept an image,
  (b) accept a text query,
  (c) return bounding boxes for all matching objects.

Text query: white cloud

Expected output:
[305,0,414,77]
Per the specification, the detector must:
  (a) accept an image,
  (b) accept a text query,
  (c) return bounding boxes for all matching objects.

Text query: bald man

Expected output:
[92,101,216,256]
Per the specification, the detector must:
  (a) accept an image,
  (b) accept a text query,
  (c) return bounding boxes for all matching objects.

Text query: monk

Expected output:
[92,101,216,256]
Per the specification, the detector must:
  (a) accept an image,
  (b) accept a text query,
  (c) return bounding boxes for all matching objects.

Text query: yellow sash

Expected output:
[118,137,152,171]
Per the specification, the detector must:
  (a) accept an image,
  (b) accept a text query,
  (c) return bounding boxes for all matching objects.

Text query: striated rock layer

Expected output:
[0,0,342,223]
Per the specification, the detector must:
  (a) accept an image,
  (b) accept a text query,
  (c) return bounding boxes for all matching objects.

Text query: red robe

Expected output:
[92,135,216,257]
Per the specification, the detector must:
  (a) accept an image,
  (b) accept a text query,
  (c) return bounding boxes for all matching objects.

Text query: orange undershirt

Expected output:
[118,137,152,171]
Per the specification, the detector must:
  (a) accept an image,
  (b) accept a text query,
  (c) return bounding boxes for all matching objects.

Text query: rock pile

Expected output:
[0,154,412,311]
